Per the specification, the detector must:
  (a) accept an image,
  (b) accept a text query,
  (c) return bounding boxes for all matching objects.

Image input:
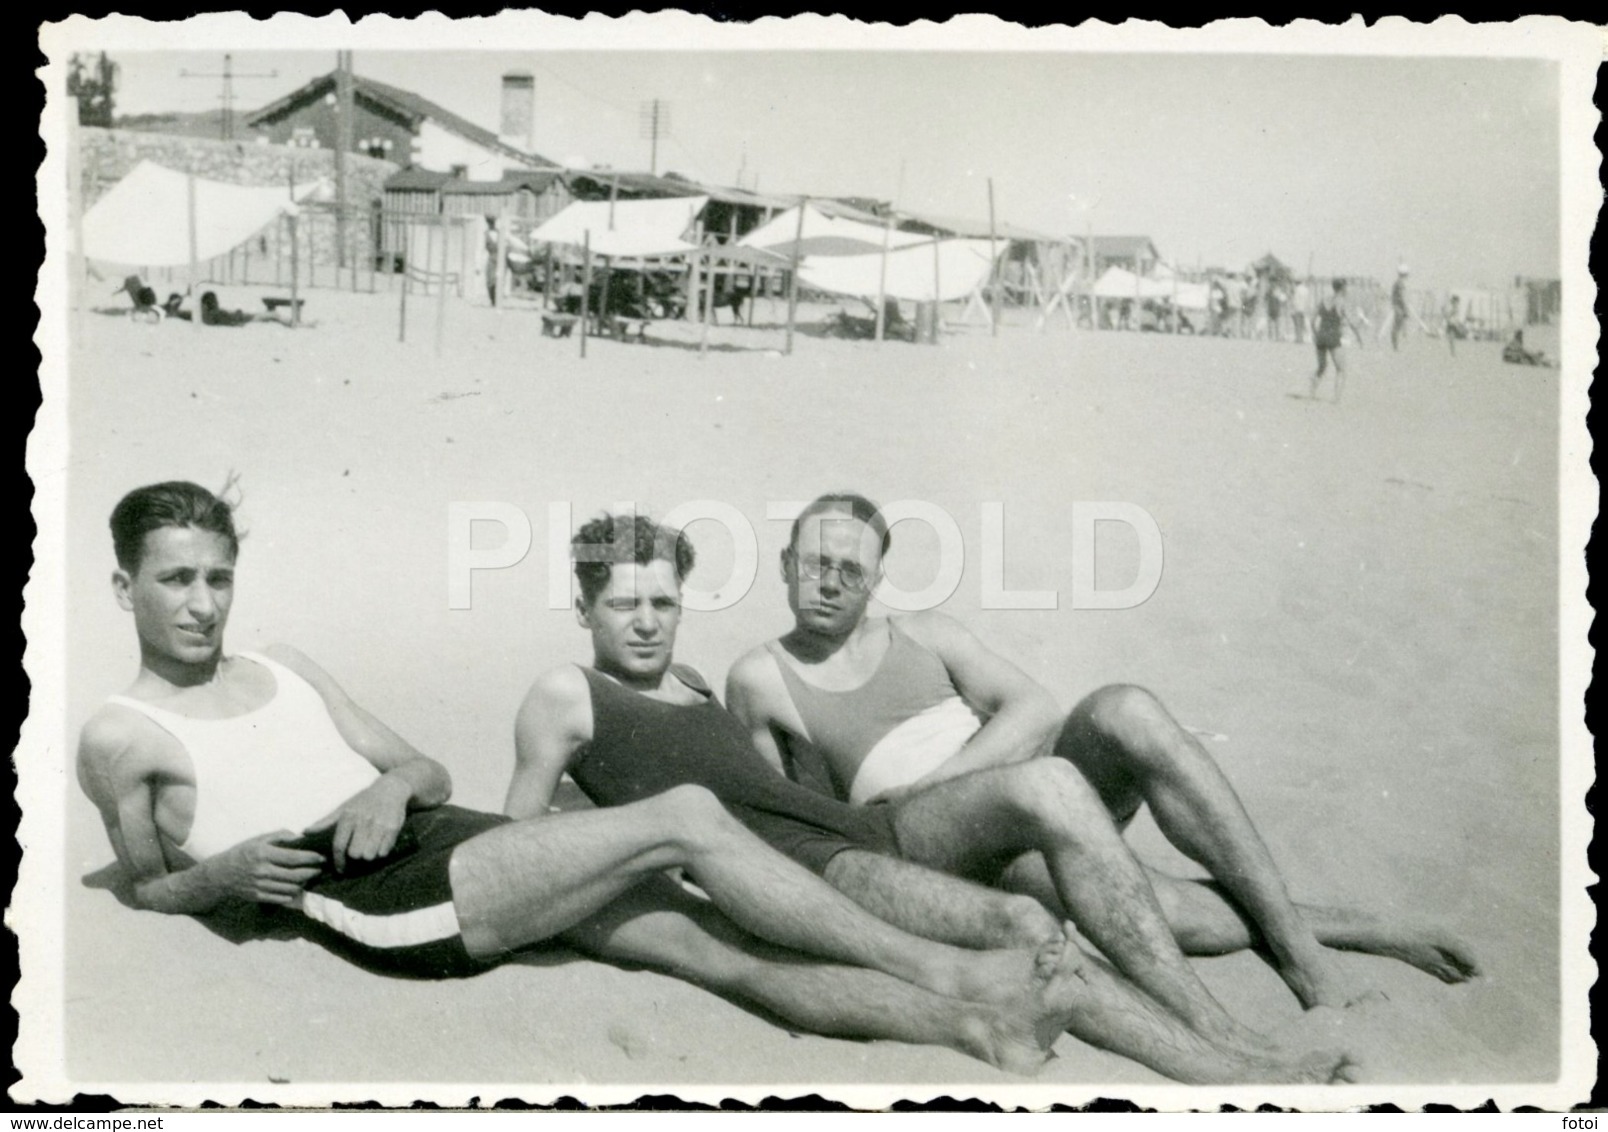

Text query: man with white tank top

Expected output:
[726,492,1480,1015]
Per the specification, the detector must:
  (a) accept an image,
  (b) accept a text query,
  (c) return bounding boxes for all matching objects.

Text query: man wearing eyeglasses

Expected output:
[725,492,1480,1015]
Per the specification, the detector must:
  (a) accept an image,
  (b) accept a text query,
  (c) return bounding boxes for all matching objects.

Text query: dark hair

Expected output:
[1332,279,1347,293]
[110,479,241,573]
[572,512,695,607]
[789,492,891,558]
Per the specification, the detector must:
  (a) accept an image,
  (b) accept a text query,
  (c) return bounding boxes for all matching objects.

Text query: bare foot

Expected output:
[947,935,1065,1011]
[1358,926,1481,983]
[1277,946,1364,1011]
[963,1008,1056,1076]
[1025,927,1096,1050]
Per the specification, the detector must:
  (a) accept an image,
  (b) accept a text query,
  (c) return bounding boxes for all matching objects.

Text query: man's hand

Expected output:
[303,775,412,872]
[211,831,326,906]
[863,782,924,807]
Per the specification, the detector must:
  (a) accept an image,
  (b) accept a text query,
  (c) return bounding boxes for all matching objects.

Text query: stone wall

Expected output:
[79,128,399,274]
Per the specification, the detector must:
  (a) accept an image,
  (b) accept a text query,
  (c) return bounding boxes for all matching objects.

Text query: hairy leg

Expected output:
[887,760,1274,1057]
[1055,685,1358,1008]
[998,853,1477,987]
[556,874,1053,1075]
[449,785,1061,1011]
[824,848,1061,950]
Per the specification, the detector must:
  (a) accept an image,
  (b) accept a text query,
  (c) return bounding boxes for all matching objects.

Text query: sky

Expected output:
[104,49,1561,290]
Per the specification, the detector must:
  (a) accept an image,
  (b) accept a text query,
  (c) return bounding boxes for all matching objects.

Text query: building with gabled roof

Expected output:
[246,71,561,182]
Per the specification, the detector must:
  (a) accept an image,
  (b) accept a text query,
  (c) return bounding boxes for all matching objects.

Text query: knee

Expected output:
[1075,683,1176,757]
[649,784,739,842]
[995,893,1061,948]
[1004,758,1108,834]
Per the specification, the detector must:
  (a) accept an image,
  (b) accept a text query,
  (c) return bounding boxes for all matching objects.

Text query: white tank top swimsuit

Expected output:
[768,622,983,804]
[105,651,381,860]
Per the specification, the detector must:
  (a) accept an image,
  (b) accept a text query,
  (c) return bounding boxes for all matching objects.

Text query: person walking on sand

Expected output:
[1310,280,1360,403]
[1389,265,1411,351]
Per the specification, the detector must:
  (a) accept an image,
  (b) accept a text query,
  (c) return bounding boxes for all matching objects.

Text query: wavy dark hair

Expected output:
[110,477,242,572]
[572,512,695,606]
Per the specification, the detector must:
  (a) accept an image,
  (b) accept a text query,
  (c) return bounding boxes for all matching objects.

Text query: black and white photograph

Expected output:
[17,13,1599,1110]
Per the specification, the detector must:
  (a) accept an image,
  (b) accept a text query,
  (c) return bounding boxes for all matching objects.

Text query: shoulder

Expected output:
[77,703,178,798]
[516,664,594,735]
[669,664,712,697]
[725,644,788,707]
[893,610,977,653]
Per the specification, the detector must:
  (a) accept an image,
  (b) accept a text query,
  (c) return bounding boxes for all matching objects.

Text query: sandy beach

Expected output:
[57,285,1564,1096]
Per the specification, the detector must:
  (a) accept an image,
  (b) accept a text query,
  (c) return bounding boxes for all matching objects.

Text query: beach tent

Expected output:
[739,203,929,259]
[526,196,708,258]
[80,160,322,268]
[1091,265,1211,312]
[1250,253,1295,283]
[797,238,1003,303]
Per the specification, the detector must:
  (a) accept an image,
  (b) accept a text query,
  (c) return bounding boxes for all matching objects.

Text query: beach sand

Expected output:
[57,286,1563,1095]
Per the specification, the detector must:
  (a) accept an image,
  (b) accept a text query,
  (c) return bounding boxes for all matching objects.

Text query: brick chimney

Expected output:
[499,72,535,157]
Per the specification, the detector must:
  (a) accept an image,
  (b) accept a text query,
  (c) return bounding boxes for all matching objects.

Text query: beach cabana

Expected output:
[81,160,322,271]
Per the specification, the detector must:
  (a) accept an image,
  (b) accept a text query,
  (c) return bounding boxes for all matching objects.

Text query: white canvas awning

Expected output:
[527,196,708,258]
[1091,266,1211,310]
[740,203,929,259]
[81,160,320,268]
[797,239,1003,303]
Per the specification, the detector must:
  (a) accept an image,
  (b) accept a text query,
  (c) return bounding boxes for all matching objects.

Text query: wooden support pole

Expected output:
[398,223,410,343]
[784,199,807,356]
[434,218,449,356]
[699,248,712,358]
[987,178,1000,336]
[874,215,891,344]
[67,109,84,336]
[186,173,200,331]
[288,212,301,328]
[580,228,592,359]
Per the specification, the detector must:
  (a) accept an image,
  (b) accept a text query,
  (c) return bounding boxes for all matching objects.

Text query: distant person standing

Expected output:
[1266,280,1285,342]
[1443,295,1468,357]
[1291,278,1312,344]
[1242,274,1261,339]
[1389,265,1411,351]
[1222,275,1243,337]
[484,216,501,308]
[1309,280,1359,403]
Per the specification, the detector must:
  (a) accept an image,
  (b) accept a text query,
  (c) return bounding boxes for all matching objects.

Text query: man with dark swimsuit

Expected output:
[508,511,1356,1084]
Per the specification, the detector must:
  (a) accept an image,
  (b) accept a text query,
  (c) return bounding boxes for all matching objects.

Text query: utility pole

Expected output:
[180,53,278,141]
[639,98,670,175]
[334,51,354,272]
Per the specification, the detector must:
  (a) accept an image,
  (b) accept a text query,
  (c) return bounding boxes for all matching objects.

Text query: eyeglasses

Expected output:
[790,551,873,593]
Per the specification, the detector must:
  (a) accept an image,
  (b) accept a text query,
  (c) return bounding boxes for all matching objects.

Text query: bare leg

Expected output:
[448,785,1068,1016]
[824,848,1062,950]
[556,874,1052,1075]
[998,854,1478,985]
[881,759,1278,1058]
[1054,685,1352,1009]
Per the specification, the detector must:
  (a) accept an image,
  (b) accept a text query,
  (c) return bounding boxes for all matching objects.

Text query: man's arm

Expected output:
[507,665,593,820]
[727,651,848,799]
[893,612,1064,794]
[724,650,792,776]
[77,711,324,914]
[264,644,451,869]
